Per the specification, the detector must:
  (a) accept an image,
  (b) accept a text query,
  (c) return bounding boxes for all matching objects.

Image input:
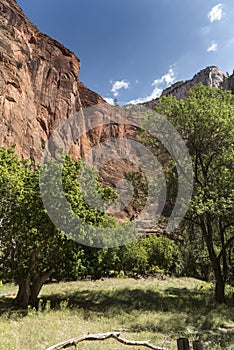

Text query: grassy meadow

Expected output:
[0,277,234,350]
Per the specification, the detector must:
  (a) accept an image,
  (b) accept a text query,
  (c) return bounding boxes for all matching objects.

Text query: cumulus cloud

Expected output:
[110,80,130,97]
[208,4,224,22]
[104,97,115,105]
[128,67,175,105]
[207,41,218,52]
[128,87,162,105]
[152,67,175,87]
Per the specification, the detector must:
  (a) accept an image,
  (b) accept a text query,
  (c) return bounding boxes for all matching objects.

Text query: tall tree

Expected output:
[145,84,234,303]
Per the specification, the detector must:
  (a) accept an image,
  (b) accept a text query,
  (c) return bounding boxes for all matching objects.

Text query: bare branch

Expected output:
[45,332,165,350]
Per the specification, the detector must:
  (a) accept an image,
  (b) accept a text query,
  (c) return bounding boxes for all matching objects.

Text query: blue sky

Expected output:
[17,0,234,104]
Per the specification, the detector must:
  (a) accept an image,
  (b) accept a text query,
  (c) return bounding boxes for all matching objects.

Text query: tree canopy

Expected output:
[147,84,234,303]
[0,148,117,307]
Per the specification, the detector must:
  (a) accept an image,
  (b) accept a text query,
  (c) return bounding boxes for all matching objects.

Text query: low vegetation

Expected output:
[0,277,234,350]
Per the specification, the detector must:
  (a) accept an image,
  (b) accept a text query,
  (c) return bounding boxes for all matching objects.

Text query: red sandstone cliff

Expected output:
[0,0,143,222]
[0,0,105,161]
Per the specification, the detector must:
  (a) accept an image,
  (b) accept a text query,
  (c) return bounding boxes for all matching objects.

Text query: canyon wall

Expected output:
[0,0,105,162]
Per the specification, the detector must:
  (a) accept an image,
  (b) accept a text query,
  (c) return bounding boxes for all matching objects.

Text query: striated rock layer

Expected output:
[0,0,105,161]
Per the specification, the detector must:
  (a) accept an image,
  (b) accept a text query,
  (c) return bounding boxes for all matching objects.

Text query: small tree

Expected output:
[0,149,116,308]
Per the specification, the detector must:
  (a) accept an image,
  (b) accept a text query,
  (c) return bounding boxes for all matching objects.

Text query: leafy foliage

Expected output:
[146,84,234,302]
[0,148,117,307]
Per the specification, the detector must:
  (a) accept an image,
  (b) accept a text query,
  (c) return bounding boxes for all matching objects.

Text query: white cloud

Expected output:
[128,87,162,105]
[207,41,218,52]
[152,67,175,87]
[127,67,175,105]
[104,97,115,105]
[208,4,224,22]
[110,80,130,97]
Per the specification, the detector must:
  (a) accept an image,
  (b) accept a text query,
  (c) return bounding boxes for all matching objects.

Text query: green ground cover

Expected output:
[0,277,233,350]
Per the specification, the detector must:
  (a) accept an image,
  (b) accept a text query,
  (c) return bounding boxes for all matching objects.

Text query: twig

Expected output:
[46,332,165,350]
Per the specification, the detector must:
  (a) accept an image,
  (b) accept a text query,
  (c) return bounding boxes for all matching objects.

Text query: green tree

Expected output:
[0,148,116,308]
[142,235,181,275]
[118,240,149,275]
[146,84,234,303]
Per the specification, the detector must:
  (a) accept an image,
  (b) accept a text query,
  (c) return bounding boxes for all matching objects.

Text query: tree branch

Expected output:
[218,235,234,261]
[45,332,165,350]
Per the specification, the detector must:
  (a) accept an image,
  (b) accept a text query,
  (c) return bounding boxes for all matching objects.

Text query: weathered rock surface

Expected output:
[0,0,145,222]
[161,66,231,99]
[0,0,105,161]
[223,71,234,93]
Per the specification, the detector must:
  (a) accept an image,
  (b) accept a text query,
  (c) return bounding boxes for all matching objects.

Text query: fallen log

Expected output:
[46,332,165,350]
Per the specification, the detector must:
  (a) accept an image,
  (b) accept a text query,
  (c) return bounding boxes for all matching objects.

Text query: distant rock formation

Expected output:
[161,66,234,99]
[223,71,234,93]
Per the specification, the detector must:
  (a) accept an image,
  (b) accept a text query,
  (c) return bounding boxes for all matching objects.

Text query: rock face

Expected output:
[223,72,234,93]
[161,66,233,99]
[0,0,104,161]
[0,0,144,222]
[1,1,233,225]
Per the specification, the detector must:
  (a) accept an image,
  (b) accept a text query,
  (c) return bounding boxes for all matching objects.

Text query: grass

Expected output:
[0,277,233,350]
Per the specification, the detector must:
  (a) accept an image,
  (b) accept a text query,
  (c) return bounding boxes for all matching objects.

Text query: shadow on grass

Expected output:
[41,286,231,317]
[0,297,28,317]
[40,286,233,346]
[1,284,233,348]
[1,285,233,323]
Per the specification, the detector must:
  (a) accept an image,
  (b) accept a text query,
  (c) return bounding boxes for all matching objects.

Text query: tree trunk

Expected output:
[14,268,54,309]
[219,222,228,282]
[215,275,225,304]
[207,250,226,303]
[30,268,54,307]
[201,219,226,304]
[13,278,31,309]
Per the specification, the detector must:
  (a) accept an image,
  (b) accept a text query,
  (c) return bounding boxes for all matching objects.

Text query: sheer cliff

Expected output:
[0,0,141,222]
[0,0,105,161]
